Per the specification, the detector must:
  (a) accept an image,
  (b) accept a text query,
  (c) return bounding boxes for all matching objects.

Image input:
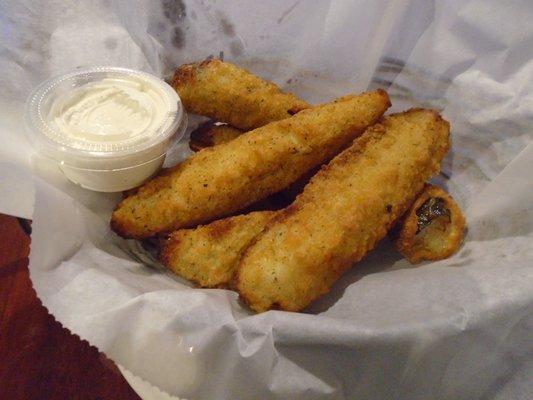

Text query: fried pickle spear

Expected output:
[184,61,310,151]
[172,59,310,130]
[235,109,450,312]
[159,181,462,288]
[158,167,318,288]
[111,90,391,239]
[159,211,276,287]
[391,184,465,263]
[189,121,243,152]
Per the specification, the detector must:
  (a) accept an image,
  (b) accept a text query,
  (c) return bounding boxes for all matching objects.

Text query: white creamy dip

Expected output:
[26,67,186,192]
[48,77,168,146]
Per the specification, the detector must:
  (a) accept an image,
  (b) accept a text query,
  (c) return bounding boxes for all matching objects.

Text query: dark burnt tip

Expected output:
[376,88,392,107]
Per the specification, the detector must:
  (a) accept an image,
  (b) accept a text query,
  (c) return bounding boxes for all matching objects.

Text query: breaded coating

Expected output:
[157,180,462,290]
[111,90,391,239]
[189,121,242,152]
[172,59,310,130]
[235,109,451,312]
[391,184,465,263]
[184,61,311,151]
[157,164,321,288]
[159,211,276,288]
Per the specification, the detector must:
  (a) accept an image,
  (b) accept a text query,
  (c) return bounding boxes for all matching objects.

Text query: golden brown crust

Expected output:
[172,59,311,130]
[157,167,318,289]
[158,211,276,288]
[185,63,311,152]
[235,109,450,313]
[391,184,466,263]
[111,90,390,239]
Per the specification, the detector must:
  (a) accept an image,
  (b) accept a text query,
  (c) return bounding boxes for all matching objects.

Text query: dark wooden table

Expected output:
[0,213,141,400]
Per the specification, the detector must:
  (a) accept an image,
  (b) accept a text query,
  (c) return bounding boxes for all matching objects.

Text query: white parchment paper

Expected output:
[1,1,532,399]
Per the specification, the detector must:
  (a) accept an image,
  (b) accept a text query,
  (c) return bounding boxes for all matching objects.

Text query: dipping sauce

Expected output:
[48,77,169,147]
[26,67,187,192]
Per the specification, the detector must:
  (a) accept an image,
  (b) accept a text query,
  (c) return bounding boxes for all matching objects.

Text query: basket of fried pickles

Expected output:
[111,59,465,313]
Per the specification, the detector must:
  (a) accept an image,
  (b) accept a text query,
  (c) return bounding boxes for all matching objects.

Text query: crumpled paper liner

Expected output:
[1,1,532,399]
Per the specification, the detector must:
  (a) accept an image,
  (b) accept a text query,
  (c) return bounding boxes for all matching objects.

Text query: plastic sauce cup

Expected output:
[25,67,187,192]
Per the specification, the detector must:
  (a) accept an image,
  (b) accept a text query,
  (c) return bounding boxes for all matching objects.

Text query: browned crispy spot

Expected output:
[199,58,219,68]
[122,187,139,198]
[207,218,235,239]
[278,204,299,219]
[376,88,392,108]
[109,218,130,239]
[287,104,307,115]
[172,58,221,86]
[172,67,192,87]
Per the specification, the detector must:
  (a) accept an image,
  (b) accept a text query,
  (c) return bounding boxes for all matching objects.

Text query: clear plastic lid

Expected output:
[25,66,187,170]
